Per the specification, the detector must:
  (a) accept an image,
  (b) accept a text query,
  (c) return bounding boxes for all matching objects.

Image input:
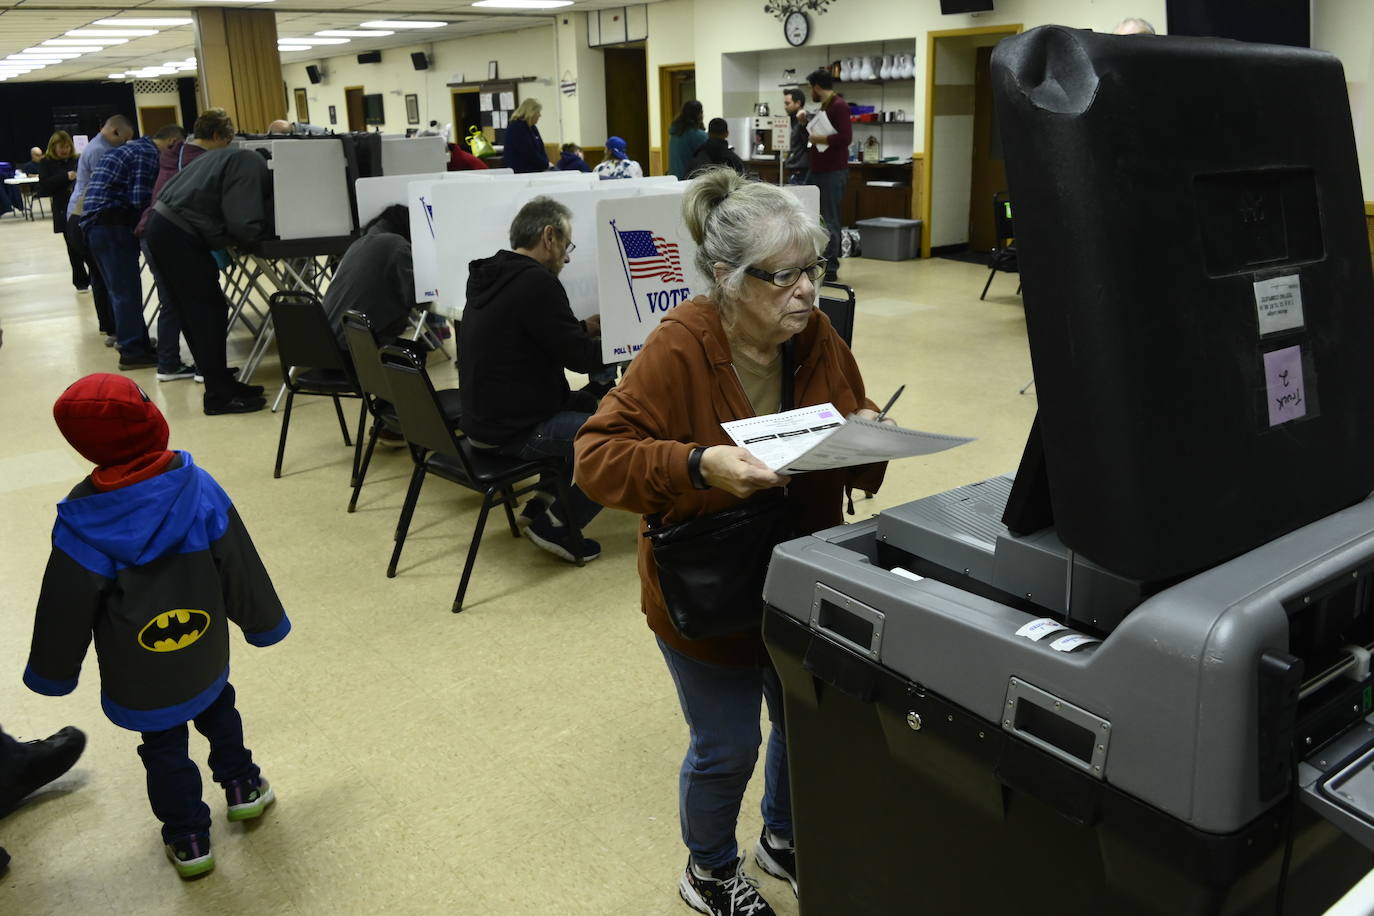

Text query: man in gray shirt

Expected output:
[783,87,809,185]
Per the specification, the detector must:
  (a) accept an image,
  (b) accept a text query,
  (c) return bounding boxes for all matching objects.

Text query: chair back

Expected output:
[993,191,1015,247]
[341,310,392,401]
[378,346,472,468]
[269,290,351,384]
[818,281,855,347]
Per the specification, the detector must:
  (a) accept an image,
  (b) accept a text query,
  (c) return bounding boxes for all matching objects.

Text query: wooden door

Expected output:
[138,105,177,137]
[657,63,695,174]
[604,47,650,169]
[967,45,1008,251]
[345,86,365,133]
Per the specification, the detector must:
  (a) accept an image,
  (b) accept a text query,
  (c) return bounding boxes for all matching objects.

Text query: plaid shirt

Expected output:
[80,137,159,223]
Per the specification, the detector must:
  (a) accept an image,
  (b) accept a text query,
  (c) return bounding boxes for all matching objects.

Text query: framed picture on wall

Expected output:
[293,88,309,125]
[487,60,498,79]
[328,105,337,125]
[405,93,420,125]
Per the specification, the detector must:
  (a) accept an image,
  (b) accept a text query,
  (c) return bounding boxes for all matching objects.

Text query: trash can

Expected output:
[855,217,921,261]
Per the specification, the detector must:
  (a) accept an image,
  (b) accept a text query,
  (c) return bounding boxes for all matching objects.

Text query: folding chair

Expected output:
[268,290,365,480]
[981,191,1022,300]
[379,345,586,612]
[819,281,856,347]
[340,310,462,512]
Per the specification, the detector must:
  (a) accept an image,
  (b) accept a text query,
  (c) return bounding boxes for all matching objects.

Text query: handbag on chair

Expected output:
[465,126,496,159]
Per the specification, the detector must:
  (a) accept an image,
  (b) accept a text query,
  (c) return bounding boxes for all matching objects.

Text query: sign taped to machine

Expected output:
[1253,273,1305,335]
[1263,344,1308,427]
[1016,618,1068,642]
[1050,633,1101,653]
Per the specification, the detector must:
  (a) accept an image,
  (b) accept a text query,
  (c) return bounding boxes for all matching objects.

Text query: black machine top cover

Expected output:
[991,27,1374,582]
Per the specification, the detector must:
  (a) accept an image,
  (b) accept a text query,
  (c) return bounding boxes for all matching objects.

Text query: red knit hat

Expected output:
[53,374,170,472]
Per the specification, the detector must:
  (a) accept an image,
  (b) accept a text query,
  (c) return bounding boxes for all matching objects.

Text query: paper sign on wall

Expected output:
[1254,273,1304,335]
[1263,344,1307,426]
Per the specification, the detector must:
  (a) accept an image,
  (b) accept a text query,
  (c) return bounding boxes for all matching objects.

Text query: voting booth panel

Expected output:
[356,172,446,229]
[595,192,709,363]
[271,140,355,240]
[381,136,446,176]
[428,176,681,320]
[992,27,1374,583]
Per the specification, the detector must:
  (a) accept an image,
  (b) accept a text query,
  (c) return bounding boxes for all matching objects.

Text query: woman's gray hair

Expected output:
[682,168,829,318]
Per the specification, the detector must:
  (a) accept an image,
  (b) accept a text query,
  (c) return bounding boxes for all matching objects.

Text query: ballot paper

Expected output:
[721,403,971,473]
[807,110,836,152]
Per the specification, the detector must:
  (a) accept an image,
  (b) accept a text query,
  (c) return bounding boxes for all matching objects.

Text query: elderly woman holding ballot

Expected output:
[574,168,889,916]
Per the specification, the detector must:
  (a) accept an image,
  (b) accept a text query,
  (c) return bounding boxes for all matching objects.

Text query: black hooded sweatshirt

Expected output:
[458,250,603,445]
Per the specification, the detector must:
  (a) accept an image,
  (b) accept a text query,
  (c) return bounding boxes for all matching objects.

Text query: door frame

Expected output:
[921,23,1022,258]
[657,62,695,173]
[137,105,178,137]
[344,85,365,133]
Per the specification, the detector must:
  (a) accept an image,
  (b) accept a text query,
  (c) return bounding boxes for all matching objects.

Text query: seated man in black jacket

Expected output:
[686,118,748,177]
[458,196,605,564]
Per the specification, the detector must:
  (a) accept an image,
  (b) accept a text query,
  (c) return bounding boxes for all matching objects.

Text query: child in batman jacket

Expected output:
[23,373,291,879]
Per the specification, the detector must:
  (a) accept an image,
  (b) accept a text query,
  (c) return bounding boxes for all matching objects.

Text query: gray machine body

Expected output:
[763,477,1374,838]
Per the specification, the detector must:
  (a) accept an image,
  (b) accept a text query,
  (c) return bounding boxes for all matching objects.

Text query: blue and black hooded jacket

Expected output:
[24,451,290,732]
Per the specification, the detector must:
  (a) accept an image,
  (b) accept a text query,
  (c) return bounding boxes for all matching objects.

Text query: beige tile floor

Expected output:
[0,212,1035,914]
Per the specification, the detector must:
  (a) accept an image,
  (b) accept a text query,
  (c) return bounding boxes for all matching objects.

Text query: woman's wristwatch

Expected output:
[688,446,711,490]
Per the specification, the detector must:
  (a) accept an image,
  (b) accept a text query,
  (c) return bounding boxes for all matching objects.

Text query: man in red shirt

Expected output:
[806,68,851,282]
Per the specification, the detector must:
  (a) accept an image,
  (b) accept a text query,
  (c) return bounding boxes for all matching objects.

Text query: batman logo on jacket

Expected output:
[137,609,212,652]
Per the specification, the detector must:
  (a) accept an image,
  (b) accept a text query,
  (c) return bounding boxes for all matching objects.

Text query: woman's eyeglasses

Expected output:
[743,259,827,288]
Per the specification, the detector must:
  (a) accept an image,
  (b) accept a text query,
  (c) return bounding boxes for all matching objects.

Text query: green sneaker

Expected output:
[225,777,276,821]
[165,833,214,879]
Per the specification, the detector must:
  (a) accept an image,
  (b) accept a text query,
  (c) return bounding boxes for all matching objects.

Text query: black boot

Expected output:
[0,726,86,816]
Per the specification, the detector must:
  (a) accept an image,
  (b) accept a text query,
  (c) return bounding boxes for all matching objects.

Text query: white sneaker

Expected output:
[678,857,775,916]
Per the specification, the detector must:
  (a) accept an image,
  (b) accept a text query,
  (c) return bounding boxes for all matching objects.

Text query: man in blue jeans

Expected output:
[81,124,187,370]
[457,196,605,564]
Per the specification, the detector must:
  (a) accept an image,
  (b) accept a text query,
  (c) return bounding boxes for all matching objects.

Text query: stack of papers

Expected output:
[721,403,971,474]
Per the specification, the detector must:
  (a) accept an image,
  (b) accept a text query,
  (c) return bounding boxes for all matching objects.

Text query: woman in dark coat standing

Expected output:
[503,98,550,173]
[36,131,88,291]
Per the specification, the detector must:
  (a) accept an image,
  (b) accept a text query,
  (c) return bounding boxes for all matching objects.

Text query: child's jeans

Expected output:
[137,681,260,842]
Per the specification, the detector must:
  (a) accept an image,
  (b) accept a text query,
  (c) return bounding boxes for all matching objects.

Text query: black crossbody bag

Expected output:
[644,342,796,640]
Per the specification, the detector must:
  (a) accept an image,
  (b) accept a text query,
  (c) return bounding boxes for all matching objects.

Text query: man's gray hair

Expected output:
[682,168,829,318]
[509,196,572,250]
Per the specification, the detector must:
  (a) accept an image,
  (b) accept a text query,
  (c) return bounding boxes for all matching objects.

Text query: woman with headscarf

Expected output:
[503,98,550,173]
[592,136,643,180]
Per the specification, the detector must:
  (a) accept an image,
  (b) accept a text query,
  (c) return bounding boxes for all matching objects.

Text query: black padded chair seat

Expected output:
[295,367,357,393]
[425,444,546,488]
[376,388,462,433]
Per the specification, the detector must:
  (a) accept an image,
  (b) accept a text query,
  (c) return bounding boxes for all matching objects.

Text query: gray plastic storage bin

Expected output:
[855,217,922,261]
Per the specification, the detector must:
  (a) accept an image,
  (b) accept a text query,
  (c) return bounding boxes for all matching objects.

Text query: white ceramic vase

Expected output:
[904,54,915,78]
[861,56,876,80]
[880,56,892,79]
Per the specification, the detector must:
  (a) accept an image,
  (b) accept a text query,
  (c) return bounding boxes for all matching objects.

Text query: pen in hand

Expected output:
[875,385,905,422]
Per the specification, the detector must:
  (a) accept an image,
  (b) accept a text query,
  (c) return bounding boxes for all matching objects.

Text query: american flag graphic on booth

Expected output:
[617,229,684,283]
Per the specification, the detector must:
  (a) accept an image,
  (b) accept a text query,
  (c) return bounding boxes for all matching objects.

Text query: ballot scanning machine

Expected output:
[763,28,1374,915]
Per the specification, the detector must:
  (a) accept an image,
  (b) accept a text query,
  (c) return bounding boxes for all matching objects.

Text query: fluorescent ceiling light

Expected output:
[108,73,125,79]
[8,56,64,63]
[314,30,393,37]
[34,46,105,53]
[93,18,192,26]
[278,46,312,52]
[471,0,573,8]
[359,20,447,29]
[22,48,85,56]
[279,37,349,45]
[44,38,129,46]
[65,29,159,37]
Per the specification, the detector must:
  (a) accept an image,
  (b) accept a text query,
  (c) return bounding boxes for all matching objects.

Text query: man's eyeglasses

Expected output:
[552,226,576,255]
[743,259,827,288]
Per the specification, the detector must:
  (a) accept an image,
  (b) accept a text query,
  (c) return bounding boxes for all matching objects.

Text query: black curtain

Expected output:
[177,77,199,132]
[0,81,136,166]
